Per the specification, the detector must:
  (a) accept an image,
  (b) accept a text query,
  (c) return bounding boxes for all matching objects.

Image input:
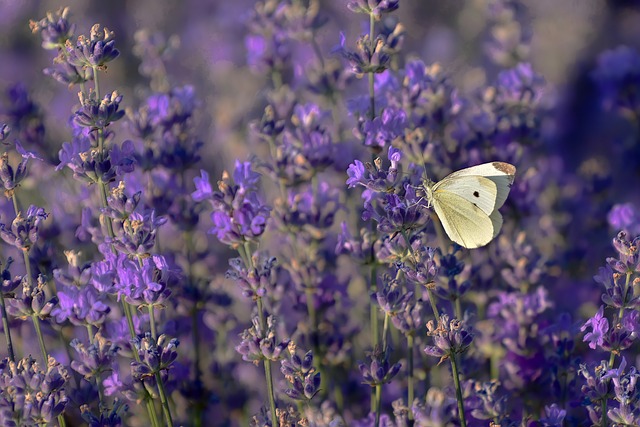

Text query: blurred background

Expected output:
[2,0,640,424]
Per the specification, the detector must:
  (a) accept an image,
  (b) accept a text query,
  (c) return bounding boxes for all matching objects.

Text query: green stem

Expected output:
[425,288,440,320]
[382,313,390,352]
[610,272,632,368]
[0,290,15,362]
[305,287,317,332]
[455,298,462,321]
[601,400,607,427]
[31,315,48,364]
[450,353,467,427]
[374,384,382,427]
[407,335,414,418]
[92,66,100,98]
[11,194,19,217]
[370,264,379,347]
[87,324,95,344]
[192,305,203,427]
[122,301,162,427]
[148,303,173,426]
[155,369,174,426]
[149,305,157,340]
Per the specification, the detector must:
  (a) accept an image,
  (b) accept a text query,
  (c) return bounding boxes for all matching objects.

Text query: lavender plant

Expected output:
[0,1,638,426]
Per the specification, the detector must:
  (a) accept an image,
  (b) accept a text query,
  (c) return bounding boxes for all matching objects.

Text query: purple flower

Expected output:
[334,33,391,77]
[80,399,127,427]
[114,255,174,307]
[345,155,401,193]
[7,275,57,320]
[358,346,401,386]
[607,231,640,273]
[391,299,423,336]
[0,124,9,141]
[273,181,341,237]
[74,91,125,130]
[191,170,213,202]
[280,344,321,401]
[108,209,167,256]
[0,356,69,424]
[374,276,413,316]
[335,222,377,261]
[411,387,457,424]
[608,203,637,232]
[400,244,437,287]
[29,7,75,49]
[70,334,119,380]
[540,404,566,427]
[44,62,91,87]
[130,333,180,381]
[205,160,271,247]
[0,205,48,251]
[101,181,141,221]
[424,315,473,363]
[64,24,120,69]
[356,106,407,149]
[595,265,640,310]
[236,315,290,363]
[466,380,509,422]
[52,283,110,326]
[581,306,609,350]
[0,83,45,147]
[226,253,277,299]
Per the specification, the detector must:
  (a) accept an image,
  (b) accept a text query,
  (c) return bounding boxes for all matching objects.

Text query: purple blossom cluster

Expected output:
[0,1,639,426]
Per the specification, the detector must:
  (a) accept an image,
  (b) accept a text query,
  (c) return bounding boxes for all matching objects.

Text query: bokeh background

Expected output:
[2,0,640,425]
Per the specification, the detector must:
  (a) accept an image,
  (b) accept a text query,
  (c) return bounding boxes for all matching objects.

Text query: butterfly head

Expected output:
[421,178,435,208]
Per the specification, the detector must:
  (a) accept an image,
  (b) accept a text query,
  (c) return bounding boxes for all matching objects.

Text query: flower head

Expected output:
[64,24,120,69]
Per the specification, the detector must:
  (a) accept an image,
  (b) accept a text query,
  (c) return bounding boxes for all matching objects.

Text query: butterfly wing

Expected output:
[432,175,498,215]
[437,162,516,210]
[431,191,496,249]
[489,209,503,238]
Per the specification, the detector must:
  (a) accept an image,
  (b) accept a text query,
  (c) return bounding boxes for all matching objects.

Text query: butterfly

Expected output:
[423,162,517,249]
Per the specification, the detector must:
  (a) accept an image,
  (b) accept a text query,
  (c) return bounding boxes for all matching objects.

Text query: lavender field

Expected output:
[1,0,640,425]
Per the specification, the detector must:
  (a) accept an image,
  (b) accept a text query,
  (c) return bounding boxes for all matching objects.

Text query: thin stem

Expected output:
[374,384,382,427]
[155,370,174,427]
[601,400,608,427]
[92,66,100,99]
[0,290,15,362]
[450,353,468,427]
[149,306,157,340]
[368,13,376,121]
[425,287,440,320]
[10,193,19,217]
[31,315,48,364]
[382,313,390,352]
[256,297,278,427]
[148,401,161,427]
[122,301,162,427]
[305,287,317,332]
[370,264,379,346]
[407,335,414,418]
[454,298,462,321]
[610,272,632,368]
[271,69,283,89]
[87,324,95,344]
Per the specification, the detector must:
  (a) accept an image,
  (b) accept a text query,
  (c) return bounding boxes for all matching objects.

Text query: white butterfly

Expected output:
[423,162,517,249]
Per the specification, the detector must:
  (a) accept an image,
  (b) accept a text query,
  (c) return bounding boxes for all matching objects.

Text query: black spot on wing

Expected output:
[473,191,479,197]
